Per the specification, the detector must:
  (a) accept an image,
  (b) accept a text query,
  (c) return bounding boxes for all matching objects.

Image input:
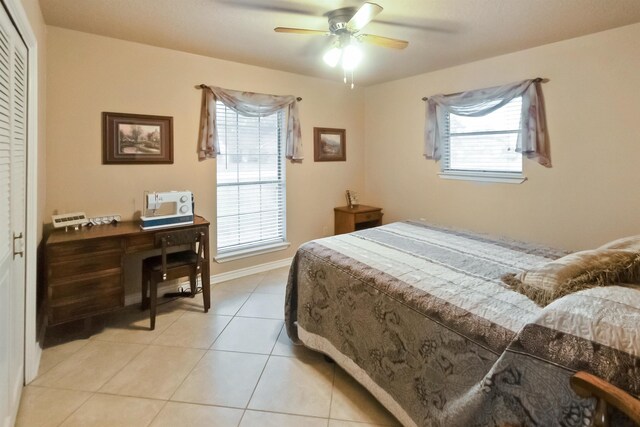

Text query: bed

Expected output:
[284,221,640,427]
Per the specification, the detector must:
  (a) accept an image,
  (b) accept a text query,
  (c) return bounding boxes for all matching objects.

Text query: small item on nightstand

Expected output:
[345,190,359,208]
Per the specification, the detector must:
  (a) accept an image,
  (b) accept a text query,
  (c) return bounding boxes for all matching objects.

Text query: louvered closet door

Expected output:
[0,5,27,427]
[8,16,26,426]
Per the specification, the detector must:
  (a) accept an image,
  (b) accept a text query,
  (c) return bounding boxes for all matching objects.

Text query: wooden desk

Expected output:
[334,205,383,235]
[45,216,210,326]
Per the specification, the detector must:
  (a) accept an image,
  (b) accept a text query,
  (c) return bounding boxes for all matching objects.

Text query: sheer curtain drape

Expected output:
[424,79,550,167]
[198,85,303,161]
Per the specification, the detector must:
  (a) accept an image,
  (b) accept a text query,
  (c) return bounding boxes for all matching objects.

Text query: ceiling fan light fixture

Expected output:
[341,43,363,71]
[323,47,342,68]
[274,2,408,86]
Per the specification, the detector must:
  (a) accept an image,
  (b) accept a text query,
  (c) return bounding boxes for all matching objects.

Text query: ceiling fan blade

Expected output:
[358,34,409,49]
[347,2,383,32]
[274,27,330,35]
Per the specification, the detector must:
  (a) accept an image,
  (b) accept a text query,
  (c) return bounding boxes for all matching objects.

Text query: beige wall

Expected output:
[46,27,365,292]
[364,23,640,251]
[46,21,640,294]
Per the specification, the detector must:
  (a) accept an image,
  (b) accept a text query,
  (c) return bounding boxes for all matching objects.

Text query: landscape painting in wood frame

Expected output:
[103,112,173,164]
[314,127,346,161]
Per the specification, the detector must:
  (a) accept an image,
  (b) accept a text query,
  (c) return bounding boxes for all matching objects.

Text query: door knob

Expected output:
[13,232,23,259]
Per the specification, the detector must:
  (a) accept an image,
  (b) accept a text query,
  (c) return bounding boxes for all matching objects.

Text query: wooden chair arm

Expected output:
[570,371,640,427]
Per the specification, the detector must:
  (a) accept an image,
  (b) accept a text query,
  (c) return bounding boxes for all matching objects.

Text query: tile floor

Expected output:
[16,267,400,427]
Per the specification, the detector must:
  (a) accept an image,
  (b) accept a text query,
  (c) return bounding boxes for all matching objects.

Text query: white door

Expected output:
[0,4,27,426]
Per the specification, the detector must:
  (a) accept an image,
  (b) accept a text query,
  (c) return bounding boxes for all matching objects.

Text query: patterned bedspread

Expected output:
[284,221,640,427]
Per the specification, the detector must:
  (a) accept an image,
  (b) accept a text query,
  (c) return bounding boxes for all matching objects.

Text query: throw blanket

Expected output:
[285,221,640,427]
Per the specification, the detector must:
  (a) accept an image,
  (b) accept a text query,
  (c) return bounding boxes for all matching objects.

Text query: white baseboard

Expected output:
[123,257,293,306]
[211,257,293,284]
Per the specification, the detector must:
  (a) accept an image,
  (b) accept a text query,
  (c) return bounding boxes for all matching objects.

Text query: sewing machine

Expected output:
[140,191,194,230]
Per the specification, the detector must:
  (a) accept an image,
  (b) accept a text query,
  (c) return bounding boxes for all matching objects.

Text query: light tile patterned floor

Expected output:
[17,268,400,427]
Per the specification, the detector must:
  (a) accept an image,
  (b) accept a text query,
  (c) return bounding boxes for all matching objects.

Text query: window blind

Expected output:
[443,97,523,174]
[216,102,286,253]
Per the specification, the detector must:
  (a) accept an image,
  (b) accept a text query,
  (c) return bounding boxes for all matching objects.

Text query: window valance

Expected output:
[198,85,303,161]
[424,79,551,167]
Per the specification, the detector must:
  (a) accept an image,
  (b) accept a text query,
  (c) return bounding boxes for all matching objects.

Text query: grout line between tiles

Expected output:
[168,397,247,410]
[35,339,91,379]
[232,316,271,414]
[53,390,95,427]
[251,290,287,296]
[210,323,283,354]
[240,408,334,424]
[225,290,254,317]
[207,315,236,350]
[237,409,248,426]
[328,356,338,422]
[146,307,199,347]
[165,345,210,403]
[93,343,150,395]
[268,323,286,356]
[234,314,285,320]
[143,398,170,427]
[91,390,172,403]
[239,407,336,422]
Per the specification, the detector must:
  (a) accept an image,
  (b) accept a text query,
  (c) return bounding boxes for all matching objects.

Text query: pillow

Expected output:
[598,235,640,251]
[501,248,640,306]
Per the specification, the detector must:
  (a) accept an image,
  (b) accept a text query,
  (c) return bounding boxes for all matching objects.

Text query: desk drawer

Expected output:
[49,273,121,300]
[49,288,123,325]
[48,253,122,282]
[354,211,382,223]
[125,233,155,253]
[48,238,122,259]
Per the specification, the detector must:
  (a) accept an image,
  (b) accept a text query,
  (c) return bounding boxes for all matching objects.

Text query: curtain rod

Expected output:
[196,84,302,102]
[421,77,544,101]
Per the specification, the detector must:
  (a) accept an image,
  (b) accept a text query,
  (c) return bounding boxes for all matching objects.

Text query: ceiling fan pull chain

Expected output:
[351,70,355,89]
[343,68,347,84]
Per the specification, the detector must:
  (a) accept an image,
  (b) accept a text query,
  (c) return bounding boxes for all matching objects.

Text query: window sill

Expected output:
[215,241,291,263]
[438,171,527,184]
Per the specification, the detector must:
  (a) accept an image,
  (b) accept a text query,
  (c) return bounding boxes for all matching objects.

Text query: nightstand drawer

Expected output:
[355,211,382,223]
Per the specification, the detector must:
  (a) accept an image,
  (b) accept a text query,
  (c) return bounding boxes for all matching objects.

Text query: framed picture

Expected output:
[345,190,359,208]
[102,112,173,164]
[314,127,346,162]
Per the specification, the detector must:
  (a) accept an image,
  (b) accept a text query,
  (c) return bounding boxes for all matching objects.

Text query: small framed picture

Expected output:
[345,190,359,208]
[314,127,346,162]
[102,112,173,164]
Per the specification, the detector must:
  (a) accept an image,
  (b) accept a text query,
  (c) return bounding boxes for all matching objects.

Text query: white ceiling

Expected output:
[39,0,640,86]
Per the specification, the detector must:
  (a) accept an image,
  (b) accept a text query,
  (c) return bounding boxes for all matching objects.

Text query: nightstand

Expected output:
[334,205,383,235]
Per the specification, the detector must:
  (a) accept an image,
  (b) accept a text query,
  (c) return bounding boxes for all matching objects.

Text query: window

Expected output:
[215,102,288,260]
[441,97,525,183]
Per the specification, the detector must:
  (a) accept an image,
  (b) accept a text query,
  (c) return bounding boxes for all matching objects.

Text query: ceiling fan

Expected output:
[275,2,409,50]
[274,2,409,86]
